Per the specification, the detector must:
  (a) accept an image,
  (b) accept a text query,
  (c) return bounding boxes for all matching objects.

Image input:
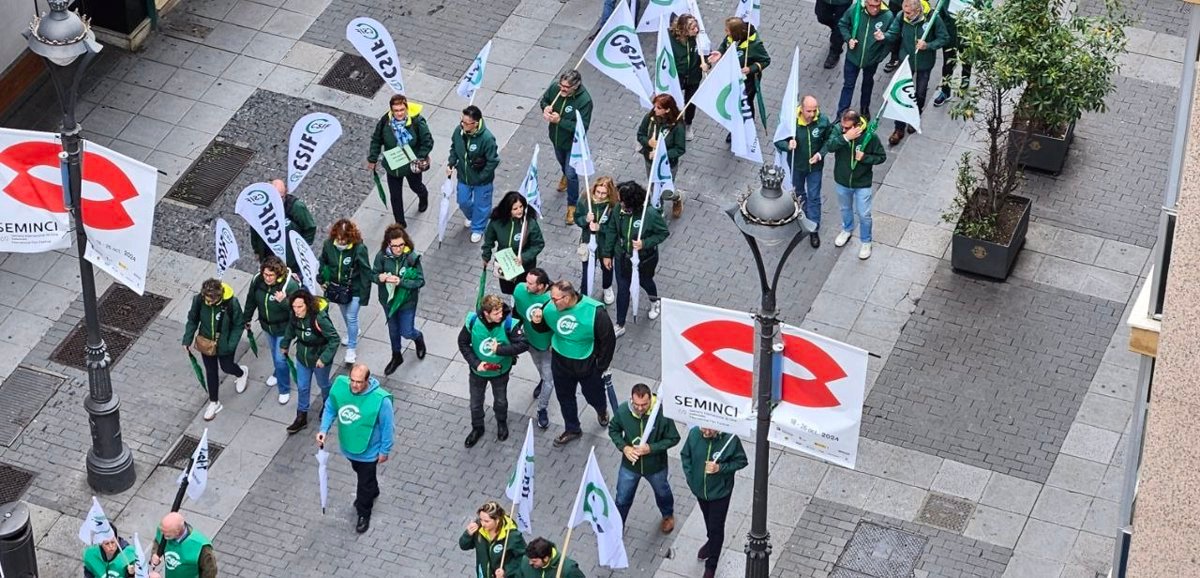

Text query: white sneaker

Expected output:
[686,125,694,141]
[470,233,483,243]
[834,230,852,247]
[858,242,873,260]
[235,365,249,393]
[464,217,472,228]
[203,401,222,421]
[266,375,278,387]
[648,301,661,320]
[340,336,349,346]
[614,324,626,338]
[603,287,615,305]
[344,348,357,364]
[278,392,290,405]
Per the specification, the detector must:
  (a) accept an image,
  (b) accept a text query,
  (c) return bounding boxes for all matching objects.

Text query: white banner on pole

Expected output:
[214,218,239,278]
[691,45,761,162]
[184,428,211,501]
[772,46,800,144]
[0,131,74,252]
[567,447,629,569]
[654,16,687,108]
[235,182,287,262]
[78,496,114,545]
[638,0,688,31]
[346,17,406,94]
[287,113,342,193]
[289,230,320,291]
[734,0,761,27]
[519,144,541,215]
[505,419,536,533]
[568,111,595,177]
[583,0,654,109]
[457,40,492,102]
[686,0,712,54]
[880,58,922,133]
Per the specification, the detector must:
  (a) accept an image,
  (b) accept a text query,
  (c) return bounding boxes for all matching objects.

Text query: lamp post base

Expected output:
[84,394,136,493]
[745,529,773,577]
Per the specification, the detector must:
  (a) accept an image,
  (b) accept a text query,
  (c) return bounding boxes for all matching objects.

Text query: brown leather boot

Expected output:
[888,128,906,146]
[557,175,568,192]
[660,515,675,534]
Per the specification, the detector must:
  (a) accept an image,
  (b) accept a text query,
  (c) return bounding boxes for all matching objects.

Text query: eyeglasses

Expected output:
[550,294,568,303]
[389,243,405,249]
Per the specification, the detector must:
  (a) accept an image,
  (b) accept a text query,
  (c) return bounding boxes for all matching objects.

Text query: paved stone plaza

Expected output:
[0,0,1185,574]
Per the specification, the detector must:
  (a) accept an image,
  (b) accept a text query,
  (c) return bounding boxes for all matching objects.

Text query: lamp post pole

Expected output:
[25,0,136,493]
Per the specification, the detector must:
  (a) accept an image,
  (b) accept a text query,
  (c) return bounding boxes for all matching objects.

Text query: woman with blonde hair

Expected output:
[670,13,708,140]
[459,500,526,578]
[317,219,372,365]
[574,176,618,303]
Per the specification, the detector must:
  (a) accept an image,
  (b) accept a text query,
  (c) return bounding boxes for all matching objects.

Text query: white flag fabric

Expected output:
[772,46,801,143]
[947,0,969,13]
[346,17,406,94]
[654,16,687,108]
[456,40,492,102]
[568,110,596,177]
[235,182,287,262]
[185,428,211,501]
[437,176,455,243]
[774,148,795,194]
[567,447,629,569]
[213,218,239,279]
[78,497,114,545]
[519,145,542,215]
[686,0,712,54]
[583,0,654,108]
[505,419,536,533]
[648,135,675,208]
[133,533,149,578]
[880,58,922,133]
[287,113,342,194]
[289,230,320,291]
[638,0,688,31]
[316,447,330,513]
[692,45,761,162]
[636,391,664,444]
[734,0,761,27]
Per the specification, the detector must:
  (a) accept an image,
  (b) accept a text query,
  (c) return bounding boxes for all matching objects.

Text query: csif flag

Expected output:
[235,182,287,262]
[583,0,654,108]
[287,113,342,193]
[184,428,211,501]
[879,58,922,133]
[734,0,761,27]
[637,0,688,31]
[289,230,320,291]
[78,497,114,545]
[772,46,800,144]
[691,45,761,162]
[648,135,675,208]
[346,17,406,94]
[654,16,686,108]
[568,110,595,177]
[133,533,149,578]
[519,144,541,215]
[213,218,239,278]
[456,40,492,103]
[686,0,712,54]
[504,419,536,533]
[567,447,629,568]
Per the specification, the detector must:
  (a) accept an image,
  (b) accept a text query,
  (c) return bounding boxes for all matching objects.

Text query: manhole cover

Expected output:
[97,285,169,334]
[318,53,384,98]
[50,325,135,372]
[916,493,975,533]
[0,462,35,504]
[166,140,255,208]
[162,434,225,470]
[835,522,926,578]
[829,569,875,578]
[0,367,65,447]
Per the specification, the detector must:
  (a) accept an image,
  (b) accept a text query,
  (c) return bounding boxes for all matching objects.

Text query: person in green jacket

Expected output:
[82,524,137,578]
[680,427,749,578]
[242,256,300,405]
[670,14,708,140]
[883,0,950,145]
[447,105,501,242]
[459,500,527,578]
[367,94,434,227]
[836,0,894,117]
[372,224,427,377]
[773,95,832,248]
[482,191,544,295]
[182,278,247,421]
[823,109,886,260]
[708,17,770,135]
[574,177,617,304]
[280,288,340,434]
[538,70,594,223]
[609,383,681,533]
[514,537,585,578]
[149,512,217,578]
[248,179,317,273]
[637,94,687,219]
[599,181,670,334]
[316,218,371,365]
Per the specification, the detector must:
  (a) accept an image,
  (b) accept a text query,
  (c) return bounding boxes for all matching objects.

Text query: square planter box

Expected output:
[950,195,1032,281]
[1011,121,1075,175]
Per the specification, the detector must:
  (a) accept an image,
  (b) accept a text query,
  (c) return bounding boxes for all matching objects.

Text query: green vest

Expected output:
[82,543,136,578]
[467,313,515,377]
[512,284,552,351]
[155,527,210,578]
[328,375,393,454]
[542,297,601,360]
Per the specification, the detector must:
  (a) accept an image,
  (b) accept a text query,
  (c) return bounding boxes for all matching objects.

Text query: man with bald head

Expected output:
[317,362,394,533]
[773,95,832,248]
[249,178,317,273]
[149,512,216,578]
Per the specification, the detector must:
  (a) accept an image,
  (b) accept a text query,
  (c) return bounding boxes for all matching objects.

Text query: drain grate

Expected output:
[0,367,66,447]
[162,434,225,470]
[835,522,926,578]
[916,493,975,533]
[50,287,169,371]
[318,53,384,98]
[165,140,255,207]
[0,462,35,504]
[50,326,134,372]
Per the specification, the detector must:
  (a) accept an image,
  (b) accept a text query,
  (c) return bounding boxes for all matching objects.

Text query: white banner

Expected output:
[456,40,492,103]
[214,218,239,279]
[687,0,712,54]
[568,111,595,177]
[691,45,761,162]
[660,298,868,468]
[287,113,342,193]
[505,419,536,533]
[133,532,149,578]
[567,447,629,569]
[654,16,687,108]
[734,0,761,27]
[649,135,675,208]
[346,17,406,94]
[880,58,922,133]
[78,496,114,545]
[0,132,72,252]
[235,182,287,262]
[519,144,541,215]
[772,46,800,143]
[583,0,654,109]
[638,0,689,32]
[185,428,211,501]
[289,229,320,291]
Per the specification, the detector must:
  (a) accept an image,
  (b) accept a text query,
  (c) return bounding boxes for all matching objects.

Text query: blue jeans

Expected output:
[836,184,874,243]
[294,362,332,413]
[838,57,879,116]
[552,146,580,207]
[386,306,423,353]
[794,170,823,227]
[337,296,360,349]
[266,332,290,393]
[615,466,674,521]
[457,182,494,234]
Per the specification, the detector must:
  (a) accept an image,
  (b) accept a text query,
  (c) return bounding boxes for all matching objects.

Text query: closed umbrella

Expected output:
[316,446,330,514]
[437,176,455,245]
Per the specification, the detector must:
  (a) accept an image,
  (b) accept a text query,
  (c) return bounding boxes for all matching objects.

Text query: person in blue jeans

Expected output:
[537,71,593,224]
[773,95,832,248]
[447,105,500,243]
[242,256,301,405]
[372,223,427,377]
[317,219,371,364]
[281,288,340,434]
[822,109,886,260]
[608,383,681,534]
[835,0,894,117]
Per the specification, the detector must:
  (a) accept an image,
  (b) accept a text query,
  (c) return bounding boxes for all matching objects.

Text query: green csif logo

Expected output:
[596,26,647,71]
[306,118,332,134]
[354,23,379,40]
[655,47,677,92]
[582,482,610,523]
[890,78,916,109]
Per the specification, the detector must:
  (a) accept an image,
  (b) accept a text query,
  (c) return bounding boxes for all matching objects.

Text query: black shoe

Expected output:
[823,49,840,69]
[810,232,821,249]
[597,411,609,427]
[355,515,370,534]
[698,542,710,560]
[532,381,543,400]
[537,409,549,430]
[883,59,900,73]
[465,428,484,448]
[414,337,427,360]
[933,89,951,107]
[907,125,916,135]
[553,431,582,447]
[417,197,429,212]
[286,411,308,434]
[497,423,509,441]
[384,352,404,376]
[725,133,732,144]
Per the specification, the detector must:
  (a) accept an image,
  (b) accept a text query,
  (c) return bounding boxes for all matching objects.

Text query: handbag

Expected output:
[325,282,352,305]
[193,334,218,356]
[577,242,589,262]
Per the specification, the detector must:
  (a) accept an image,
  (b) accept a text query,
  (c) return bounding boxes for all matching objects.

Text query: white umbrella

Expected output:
[586,236,597,298]
[629,252,641,322]
[316,447,330,514]
[437,176,455,245]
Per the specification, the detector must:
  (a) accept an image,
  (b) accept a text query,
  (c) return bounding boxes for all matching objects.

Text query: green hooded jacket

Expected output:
[716,30,771,80]
[448,121,500,186]
[637,113,686,162]
[538,82,594,151]
[242,269,301,337]
[182,282,244,356]
[671,34,703,88]
[515,543,585,578]
[458,518,526,578]
[838,2,895,68]
[317,239,373,305]
[822,117,887,188]
[773,110,833,175]
[608,396,681,475]
[372,247,424,313]
[482,216,544,266]
[680,428,749,501]
[282,298,340,368]
[249,195,317,273]
[884,0,950,71]
[599,205,670,261]
[574,198,615,244]
[367,103,435,178]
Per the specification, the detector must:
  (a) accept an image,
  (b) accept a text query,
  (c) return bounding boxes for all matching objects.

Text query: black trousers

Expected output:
[682,81,699,125]
[350,459,380,518]
[939,46,972,93]
[468,371,510,429]
[201,353,243,402]
[385,172,430,227]
[699,495,732,570]
[552,364,607,434]
[815,0,852,50]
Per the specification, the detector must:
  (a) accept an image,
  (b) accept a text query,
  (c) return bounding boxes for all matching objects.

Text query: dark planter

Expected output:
[950,195,1031,281]
[1012,121,1075,175]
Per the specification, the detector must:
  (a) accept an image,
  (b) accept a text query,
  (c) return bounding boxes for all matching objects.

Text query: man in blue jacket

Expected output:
[316,363,394,534]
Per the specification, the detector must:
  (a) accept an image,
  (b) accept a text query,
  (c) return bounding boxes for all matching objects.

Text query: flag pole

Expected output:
[555,526,577,578]
[498,504,518,571]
